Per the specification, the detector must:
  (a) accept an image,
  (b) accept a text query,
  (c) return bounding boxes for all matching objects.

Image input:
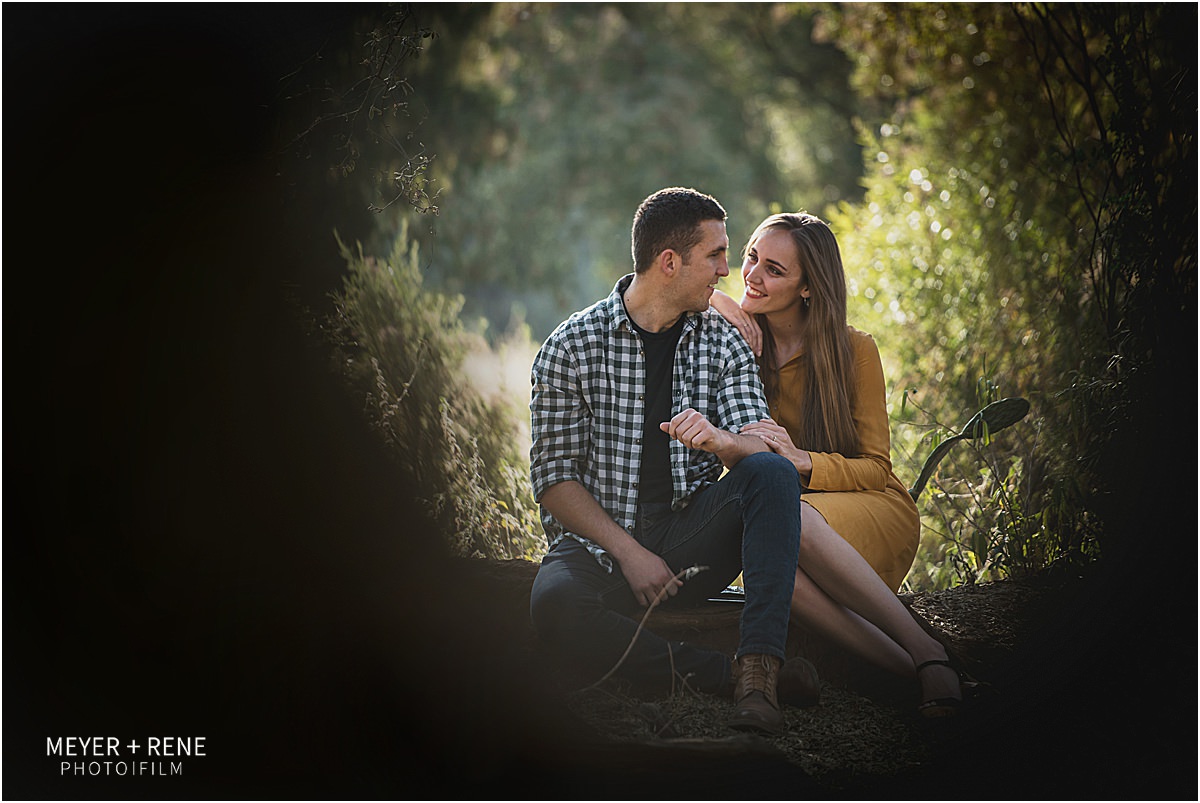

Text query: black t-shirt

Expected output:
[628,314,685,507]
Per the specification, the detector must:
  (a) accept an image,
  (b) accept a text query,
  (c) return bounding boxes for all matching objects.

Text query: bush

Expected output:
[327,224,543,560]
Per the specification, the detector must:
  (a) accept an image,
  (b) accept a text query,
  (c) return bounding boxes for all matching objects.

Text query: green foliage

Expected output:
[825,3,1194,587]
[328,225,543,560]
[898,386,1090,591]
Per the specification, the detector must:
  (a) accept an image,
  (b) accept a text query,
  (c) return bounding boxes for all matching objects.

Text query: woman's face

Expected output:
[740,227,809,315]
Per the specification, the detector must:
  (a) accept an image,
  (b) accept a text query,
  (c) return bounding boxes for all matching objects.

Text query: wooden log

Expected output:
[456,556,932,705]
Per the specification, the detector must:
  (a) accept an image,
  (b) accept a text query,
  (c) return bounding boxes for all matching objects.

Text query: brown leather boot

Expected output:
[727,653,785,733]
[723,655,821,708]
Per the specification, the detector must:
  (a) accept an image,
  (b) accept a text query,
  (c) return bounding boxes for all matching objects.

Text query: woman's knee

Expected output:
[797,502,835,548]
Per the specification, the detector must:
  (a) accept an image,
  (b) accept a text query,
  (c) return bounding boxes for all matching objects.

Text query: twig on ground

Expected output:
[668,642,677,698]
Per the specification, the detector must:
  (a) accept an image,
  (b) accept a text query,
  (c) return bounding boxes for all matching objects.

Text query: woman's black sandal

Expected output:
[915,659,964,719]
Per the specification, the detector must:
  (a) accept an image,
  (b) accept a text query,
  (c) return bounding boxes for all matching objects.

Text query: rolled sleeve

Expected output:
[529,338,590,501]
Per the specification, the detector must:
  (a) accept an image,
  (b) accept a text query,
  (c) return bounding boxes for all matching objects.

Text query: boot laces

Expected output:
[737,654,780,707]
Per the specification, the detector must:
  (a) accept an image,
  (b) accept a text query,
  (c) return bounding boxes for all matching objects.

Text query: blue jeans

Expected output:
[529,452,802,695]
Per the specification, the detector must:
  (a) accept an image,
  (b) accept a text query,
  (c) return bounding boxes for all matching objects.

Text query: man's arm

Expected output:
[531,331,683,608]
[660,408,769,469]
[539,480,682,607]
[709,314,773,436]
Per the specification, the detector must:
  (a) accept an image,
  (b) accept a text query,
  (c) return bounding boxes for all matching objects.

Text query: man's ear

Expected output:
[657,249,681,277]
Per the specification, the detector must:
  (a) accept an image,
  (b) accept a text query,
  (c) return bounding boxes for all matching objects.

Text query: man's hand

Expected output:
[660,408,731,453]
[539,481,684,608]
[661,407,769,468]
[616,544,683,608]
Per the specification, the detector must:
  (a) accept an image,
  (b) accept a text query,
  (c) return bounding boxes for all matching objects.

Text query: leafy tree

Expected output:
[822,3,1195,585]
[270,4,444,300]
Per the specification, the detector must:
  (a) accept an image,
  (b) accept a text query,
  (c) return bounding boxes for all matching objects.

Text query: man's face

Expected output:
[677,219,730,312]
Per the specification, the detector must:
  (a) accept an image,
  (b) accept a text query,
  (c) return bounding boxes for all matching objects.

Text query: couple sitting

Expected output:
[528,187,962,733]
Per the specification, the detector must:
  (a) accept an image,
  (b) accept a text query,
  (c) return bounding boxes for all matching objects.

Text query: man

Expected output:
[528,187,813,733]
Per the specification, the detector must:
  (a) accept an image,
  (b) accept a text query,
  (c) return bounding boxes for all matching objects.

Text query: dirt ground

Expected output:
[489,562,1195,800]
[559,577,1053,794]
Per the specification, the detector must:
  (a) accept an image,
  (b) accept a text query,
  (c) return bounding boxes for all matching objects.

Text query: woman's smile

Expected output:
[740,228,806,313]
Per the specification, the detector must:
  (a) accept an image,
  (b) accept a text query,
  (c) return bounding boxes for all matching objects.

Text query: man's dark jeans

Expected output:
[529,452,802,694]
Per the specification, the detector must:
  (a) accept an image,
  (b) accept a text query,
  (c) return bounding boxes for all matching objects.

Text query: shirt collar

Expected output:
[607,273,700,334]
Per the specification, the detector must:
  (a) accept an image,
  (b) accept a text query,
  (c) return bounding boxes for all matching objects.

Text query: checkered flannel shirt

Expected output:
[530,274,769,571]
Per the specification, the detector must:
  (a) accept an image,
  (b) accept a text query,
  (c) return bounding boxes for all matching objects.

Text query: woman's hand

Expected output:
[743,419,813,481]
[710,289,762,356]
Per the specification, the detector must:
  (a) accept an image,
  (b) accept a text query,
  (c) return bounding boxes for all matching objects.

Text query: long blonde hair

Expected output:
[749,213,859,457]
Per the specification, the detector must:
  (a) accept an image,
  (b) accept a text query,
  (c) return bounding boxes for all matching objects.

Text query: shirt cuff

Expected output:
[806,452,828,490]
[530,460,579,501]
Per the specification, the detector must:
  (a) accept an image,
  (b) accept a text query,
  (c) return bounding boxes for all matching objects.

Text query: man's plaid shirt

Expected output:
[530,274,770,571]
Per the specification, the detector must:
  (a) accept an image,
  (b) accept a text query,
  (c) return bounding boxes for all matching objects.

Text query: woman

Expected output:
[711,212,963,717]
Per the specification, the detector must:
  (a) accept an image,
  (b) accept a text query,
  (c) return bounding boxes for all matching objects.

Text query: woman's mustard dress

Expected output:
[769,326,920,591]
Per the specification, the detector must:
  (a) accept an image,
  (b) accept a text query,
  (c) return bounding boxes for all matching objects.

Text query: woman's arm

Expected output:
[807,335,892,491]
[709,289,762,356]
[744,332,893,491]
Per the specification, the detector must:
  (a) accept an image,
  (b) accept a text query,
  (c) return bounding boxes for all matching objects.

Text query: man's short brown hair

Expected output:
[631,187,726,273]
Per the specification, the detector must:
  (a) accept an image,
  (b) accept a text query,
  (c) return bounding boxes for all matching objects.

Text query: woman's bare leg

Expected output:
[794,501,961,705]
[790,567,912,676]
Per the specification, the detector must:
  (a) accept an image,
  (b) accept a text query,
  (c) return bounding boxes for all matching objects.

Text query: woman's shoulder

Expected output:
[845,325,878,351]
[844,326,884,372]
